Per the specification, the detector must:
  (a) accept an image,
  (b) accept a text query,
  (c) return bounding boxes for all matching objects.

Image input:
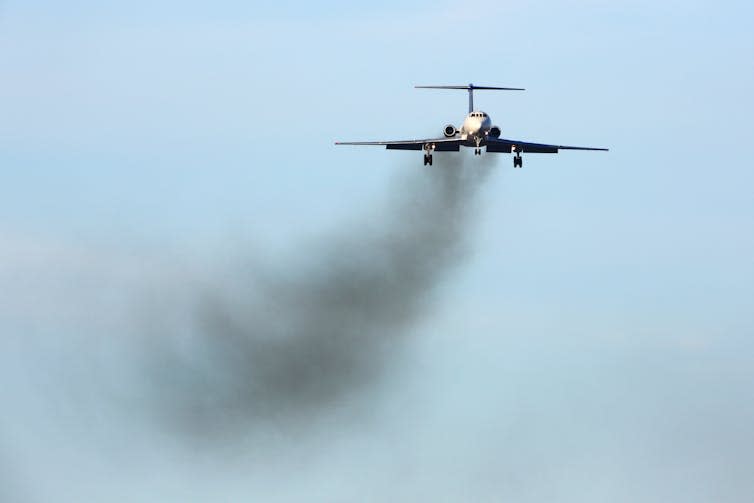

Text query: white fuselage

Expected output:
[460,110,492,140]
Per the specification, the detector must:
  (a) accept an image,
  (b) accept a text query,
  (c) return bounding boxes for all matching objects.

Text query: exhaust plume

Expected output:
[141,155,495,436]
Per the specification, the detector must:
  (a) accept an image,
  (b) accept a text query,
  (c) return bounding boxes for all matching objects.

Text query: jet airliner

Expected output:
[335,84,607,167]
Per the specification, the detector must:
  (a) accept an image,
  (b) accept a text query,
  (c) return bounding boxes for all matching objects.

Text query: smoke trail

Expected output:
[142,155,495,436]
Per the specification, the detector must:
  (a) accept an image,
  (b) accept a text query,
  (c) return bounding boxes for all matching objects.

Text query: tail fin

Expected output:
[415,83,525,113]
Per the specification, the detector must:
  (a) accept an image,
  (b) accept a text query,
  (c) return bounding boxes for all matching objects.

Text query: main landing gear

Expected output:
[513,151,523,168]
[423,143,435,166]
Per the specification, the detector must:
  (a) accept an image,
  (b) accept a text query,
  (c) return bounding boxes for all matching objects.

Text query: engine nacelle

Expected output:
[489,126,501,138]
[443,124,457,138]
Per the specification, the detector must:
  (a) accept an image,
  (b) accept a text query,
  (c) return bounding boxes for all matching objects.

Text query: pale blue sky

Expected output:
[1,1,753,501]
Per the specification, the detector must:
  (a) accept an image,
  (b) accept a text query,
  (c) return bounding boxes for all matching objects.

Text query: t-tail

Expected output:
[415,83,525,113]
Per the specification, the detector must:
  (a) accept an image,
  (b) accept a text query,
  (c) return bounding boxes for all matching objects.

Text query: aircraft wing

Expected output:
[487,137,608,154]
[335,138,462,151]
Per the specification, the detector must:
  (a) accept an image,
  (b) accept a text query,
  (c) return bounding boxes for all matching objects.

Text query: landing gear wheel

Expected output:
[474,148,481,156]
[513,156,523,168]
[423,143,436,166]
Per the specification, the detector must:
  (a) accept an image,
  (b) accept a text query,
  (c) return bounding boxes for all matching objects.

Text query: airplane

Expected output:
[335,83,608,167]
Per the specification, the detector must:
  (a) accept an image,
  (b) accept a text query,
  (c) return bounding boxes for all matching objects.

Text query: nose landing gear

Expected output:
[474,137,482,156]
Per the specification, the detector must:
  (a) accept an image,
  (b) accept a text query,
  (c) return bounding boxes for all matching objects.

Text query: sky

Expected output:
[1,0,753,501]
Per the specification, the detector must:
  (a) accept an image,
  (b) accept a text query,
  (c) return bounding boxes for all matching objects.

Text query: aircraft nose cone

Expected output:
[463,115,482,135]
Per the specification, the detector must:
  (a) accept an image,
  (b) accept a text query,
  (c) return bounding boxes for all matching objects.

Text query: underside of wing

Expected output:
[487,138,609,154]
[335,138,461,152]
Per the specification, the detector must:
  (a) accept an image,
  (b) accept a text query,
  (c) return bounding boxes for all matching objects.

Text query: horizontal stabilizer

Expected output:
[416,83,525,112]
[415,85,525,91]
